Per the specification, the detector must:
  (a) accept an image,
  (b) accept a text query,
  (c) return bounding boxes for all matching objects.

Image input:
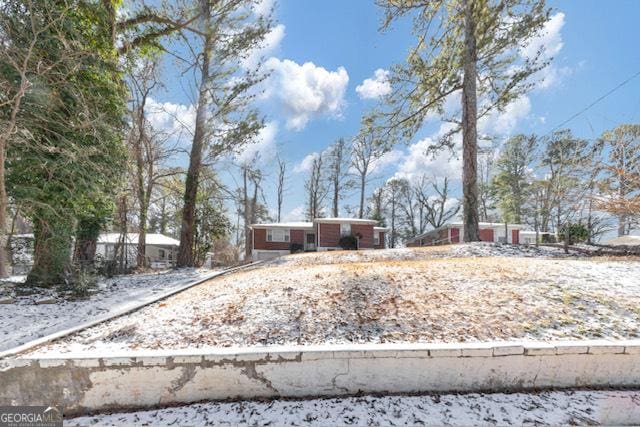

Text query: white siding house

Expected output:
[96,233,180,269]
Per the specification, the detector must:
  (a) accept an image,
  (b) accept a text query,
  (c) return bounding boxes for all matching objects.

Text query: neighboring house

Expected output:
[250,218,388,260]
[519,230,555,245]
[604,235,640,246]
[405,222,525,247]
[96,233,180,269]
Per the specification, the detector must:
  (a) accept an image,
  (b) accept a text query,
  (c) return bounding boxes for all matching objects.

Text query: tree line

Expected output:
[364,126,639,248]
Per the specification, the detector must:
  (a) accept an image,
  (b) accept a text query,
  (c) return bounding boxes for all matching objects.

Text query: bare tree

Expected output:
[326,138,352,217]
[478,148,497,221]
[241,160,268,260]
[417,177,461,229]
[382,178,407,248]
[305,154,328,220]
[352,118,387,219]
[127,57,181,268]
[276,156,287,222]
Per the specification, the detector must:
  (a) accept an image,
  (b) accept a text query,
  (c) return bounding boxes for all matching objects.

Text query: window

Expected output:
[374,232,380,245]
[158,249,166,259]
[267,228,290,242]
[340,223,351,237]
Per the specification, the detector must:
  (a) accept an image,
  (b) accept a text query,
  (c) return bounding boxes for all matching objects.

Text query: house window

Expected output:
[374,232,380,245]
[340,223,351,237]
[158,249,166,259]
[267,228,290,242]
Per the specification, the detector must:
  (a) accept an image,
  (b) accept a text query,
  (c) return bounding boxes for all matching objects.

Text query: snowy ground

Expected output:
[66,389,640,426]
[0,268,218,352]
[27,243,640,356]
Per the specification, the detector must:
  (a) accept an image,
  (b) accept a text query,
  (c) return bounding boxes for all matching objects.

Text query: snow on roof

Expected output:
[374,226,389,231]
[520,230,554,236]
[251,218,381,228]
[250,222,314,229]
[406,222,526,242]
[314,217,378,225]
[97,233,180,246]
[448,221,526,229]
[604,235,640,246]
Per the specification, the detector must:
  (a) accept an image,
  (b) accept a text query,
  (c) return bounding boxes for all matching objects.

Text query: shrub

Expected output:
[290,243,304,254]
[339,235,358,250]
[558,223,589,245]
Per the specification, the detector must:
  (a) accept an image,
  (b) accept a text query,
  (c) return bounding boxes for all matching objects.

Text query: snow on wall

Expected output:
[2,340,640,416]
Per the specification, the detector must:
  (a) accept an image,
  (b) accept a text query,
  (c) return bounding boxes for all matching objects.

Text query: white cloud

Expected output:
[235,121,278,163]
[293,152,319,173]
[478,95,531,136]
[520,12,565,60]
[263,58,349,130]
[394,137,462,183]
[370,149,404,173]
[244,24,286,69]
[253,0,275,17]
[282,205,306,222]
[146,97,196,139]
[356,69,392,99]
[520,12,568,90]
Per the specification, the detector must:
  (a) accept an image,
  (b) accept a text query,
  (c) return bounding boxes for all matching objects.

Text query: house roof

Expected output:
[520,230,554,236]
[251,218,381,229]
[374,226,389,231]
[250,222,314,229]
[314,217,378,225]
[405,222,526,243]
[97,233,180,246]
[604,235,640,246]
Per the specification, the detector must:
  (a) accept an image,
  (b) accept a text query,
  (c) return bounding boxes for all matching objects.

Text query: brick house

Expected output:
[250,218,388,260]
[405,222,525,247]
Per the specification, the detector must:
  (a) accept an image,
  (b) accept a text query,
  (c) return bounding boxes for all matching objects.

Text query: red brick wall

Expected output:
[318,223,340,247]
[439,228,449,244]
[352,224,374,248]
[479,228,495,242]
[253,228,304,250]
[451,227,460,243]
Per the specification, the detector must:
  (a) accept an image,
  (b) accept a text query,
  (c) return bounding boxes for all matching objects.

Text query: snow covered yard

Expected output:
[0,268,218,352]
[26,243,640,356]
[66,389,640,426]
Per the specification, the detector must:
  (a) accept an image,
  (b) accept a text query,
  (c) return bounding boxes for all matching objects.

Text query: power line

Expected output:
[547,68,640,135]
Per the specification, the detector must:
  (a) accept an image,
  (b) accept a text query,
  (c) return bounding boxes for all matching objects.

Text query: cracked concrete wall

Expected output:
[1,340,640,416]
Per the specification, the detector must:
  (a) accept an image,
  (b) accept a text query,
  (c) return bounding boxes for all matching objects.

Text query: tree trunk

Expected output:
[618,214,626,237]
[27,212,74,287]
[332,181,339,218]
[0,141,8,278]
[358,174,366,219]
[137,204,148,268]
[177,6,211,268]
[461,0,480,242]
[73,217,101,266]
[243,166,253,260]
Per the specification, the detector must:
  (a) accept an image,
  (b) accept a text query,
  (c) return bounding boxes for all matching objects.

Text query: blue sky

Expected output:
[150,0,640,223]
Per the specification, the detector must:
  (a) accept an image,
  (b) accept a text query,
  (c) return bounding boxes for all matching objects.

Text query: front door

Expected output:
[305,233,316,251]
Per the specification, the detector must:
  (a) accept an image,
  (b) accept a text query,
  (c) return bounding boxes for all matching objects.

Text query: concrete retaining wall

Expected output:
[2,340,640,416]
